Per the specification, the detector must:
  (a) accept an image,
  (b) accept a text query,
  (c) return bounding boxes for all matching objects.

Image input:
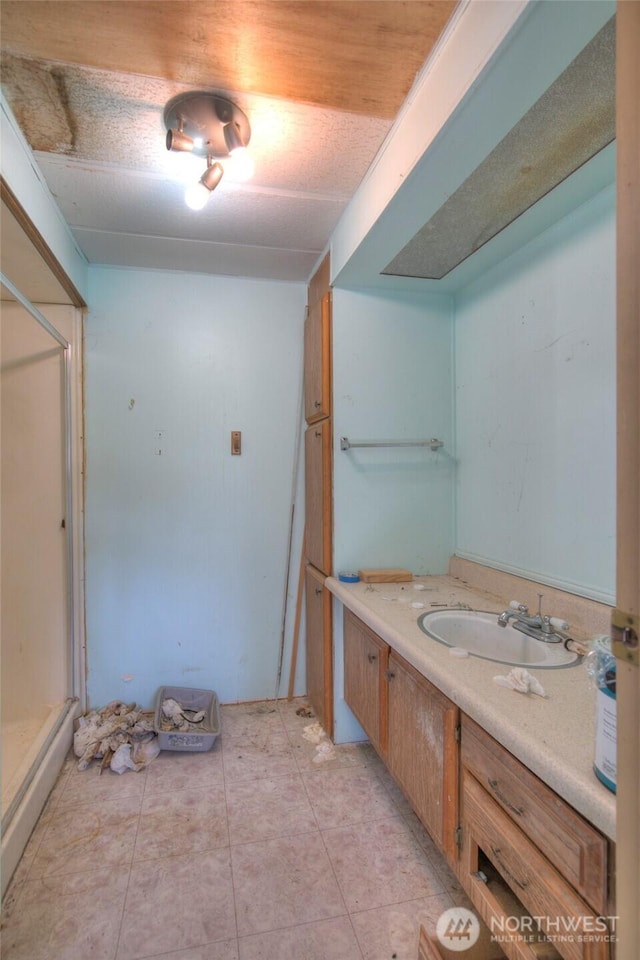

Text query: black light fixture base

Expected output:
[164,93,251,158]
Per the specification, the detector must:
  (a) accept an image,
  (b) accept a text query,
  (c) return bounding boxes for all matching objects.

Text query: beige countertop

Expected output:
[326,572,616,841]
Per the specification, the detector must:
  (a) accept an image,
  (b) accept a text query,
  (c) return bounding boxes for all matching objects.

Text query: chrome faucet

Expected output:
[497,594,569,643]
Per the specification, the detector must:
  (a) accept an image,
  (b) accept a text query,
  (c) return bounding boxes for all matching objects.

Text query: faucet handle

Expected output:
[509,600,528,612]
[549,616,569,631]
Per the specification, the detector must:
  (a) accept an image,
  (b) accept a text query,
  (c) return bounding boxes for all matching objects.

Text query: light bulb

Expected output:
[226,147,254,182]
[184,181,211,210]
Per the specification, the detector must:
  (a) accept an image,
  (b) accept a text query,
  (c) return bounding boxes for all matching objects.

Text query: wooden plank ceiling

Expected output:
[0,0,457,119]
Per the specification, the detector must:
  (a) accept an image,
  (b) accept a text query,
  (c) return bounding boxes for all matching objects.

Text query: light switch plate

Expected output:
[231,431,242,455]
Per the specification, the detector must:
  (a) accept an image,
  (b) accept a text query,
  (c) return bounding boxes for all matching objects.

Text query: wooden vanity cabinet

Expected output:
[343,609,388,756]
[387,651,459,864]
[305,564,333,734]
[459,716,612,960]
[343,611,459,861]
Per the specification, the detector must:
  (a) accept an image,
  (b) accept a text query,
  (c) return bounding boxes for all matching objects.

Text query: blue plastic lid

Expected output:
[338,572,360,583]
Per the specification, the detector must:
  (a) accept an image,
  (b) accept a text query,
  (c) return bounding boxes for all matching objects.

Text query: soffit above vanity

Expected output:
[330,0,617,294]
[381,17,615,282]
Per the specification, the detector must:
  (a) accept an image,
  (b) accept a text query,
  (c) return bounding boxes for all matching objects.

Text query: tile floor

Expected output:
[2,699,470,960]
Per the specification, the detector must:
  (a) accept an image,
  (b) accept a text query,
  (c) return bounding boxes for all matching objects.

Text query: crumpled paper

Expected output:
[110,738,161,774]
[302,722,337,764]
[493,667,546,697]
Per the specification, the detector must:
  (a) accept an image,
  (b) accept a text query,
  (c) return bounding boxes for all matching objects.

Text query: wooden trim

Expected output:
[321,290,332,418]
[287,544,306,701]
[616,1,640,611]
[0,177,86,309]
[321,577,334,738]
[615,2,640,958]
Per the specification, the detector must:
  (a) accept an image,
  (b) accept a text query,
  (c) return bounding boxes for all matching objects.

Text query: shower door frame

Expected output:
[1,275,84,712]
[0,174,87,894]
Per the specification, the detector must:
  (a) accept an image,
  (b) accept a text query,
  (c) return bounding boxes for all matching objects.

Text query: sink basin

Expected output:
[417,609,580,668]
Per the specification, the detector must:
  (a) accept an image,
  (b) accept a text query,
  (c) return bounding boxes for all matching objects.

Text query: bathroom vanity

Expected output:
[329,569,616,960]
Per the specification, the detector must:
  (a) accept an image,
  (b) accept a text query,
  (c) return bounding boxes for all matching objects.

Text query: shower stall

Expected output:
[1,278,84,895]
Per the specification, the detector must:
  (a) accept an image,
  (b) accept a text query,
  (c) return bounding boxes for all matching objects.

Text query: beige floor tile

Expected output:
[373,766,416,817]
[144,745,224,796]
[1,867,128,960]
[134,786,229,861]
[291,734,379,774]
[6,698,463,960]
[238,916,361,960]
[226,775,317,845]
[350,894,454,960]
[2,796,59,911]
[303,765,400,829]
[143,943,239,960]
[58,764,147,809]
[116,849,236,960]
[322,816,445,913]
[220,702,284,739]
[402,810,442,860]
[29,795,141,879]
[222,731,298,782]
[231,832,346,937]
[275,698,316,730]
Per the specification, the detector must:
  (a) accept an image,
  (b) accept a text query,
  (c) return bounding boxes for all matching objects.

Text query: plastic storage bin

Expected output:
[154,685,221,752]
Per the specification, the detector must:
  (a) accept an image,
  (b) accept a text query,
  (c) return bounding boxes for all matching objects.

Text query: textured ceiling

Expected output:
[0,0,457,282]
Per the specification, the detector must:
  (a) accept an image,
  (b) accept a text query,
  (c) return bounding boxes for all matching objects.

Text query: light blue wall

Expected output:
[84,267,307,708]
[331,287,454,740]
[332,288,454,574]
[454,184,616,603]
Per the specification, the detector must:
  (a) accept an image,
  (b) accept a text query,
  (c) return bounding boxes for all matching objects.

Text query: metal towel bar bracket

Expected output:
[340,437,443,452]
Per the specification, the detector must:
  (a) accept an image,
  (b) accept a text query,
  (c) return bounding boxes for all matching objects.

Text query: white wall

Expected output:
[84,267,306,708]
[454,184,616,603]
[331,287,454,740]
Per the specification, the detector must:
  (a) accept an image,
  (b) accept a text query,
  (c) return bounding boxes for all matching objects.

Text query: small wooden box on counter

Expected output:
[358,568,412,583]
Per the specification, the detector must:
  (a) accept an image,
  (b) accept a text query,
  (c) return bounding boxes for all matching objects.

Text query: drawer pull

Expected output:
[490,846,529,891]
[385,669,396,681]
[314,400,322,407]
[488,778,524,817]
[315,587,323,595]
[367,653,377,663]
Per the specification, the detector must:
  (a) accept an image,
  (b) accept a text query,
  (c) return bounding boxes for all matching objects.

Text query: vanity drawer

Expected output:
[461,770,609,960]
[461,716,607,914]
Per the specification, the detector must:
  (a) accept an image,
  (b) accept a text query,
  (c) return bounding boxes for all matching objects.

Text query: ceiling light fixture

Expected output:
[184,159,224,211]
[164,92,252,209]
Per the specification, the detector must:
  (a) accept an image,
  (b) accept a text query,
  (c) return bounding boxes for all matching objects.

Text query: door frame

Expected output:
[615,2,639,957]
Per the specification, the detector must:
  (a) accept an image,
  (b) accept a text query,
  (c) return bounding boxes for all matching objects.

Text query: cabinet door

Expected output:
[305,564,333,735]
[343,610,388,756]
[387,651,459,862]
[304,419,332,574]
[304,290,331,423]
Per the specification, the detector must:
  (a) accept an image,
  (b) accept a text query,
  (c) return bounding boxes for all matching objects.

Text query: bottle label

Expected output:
[594,686,617,785]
